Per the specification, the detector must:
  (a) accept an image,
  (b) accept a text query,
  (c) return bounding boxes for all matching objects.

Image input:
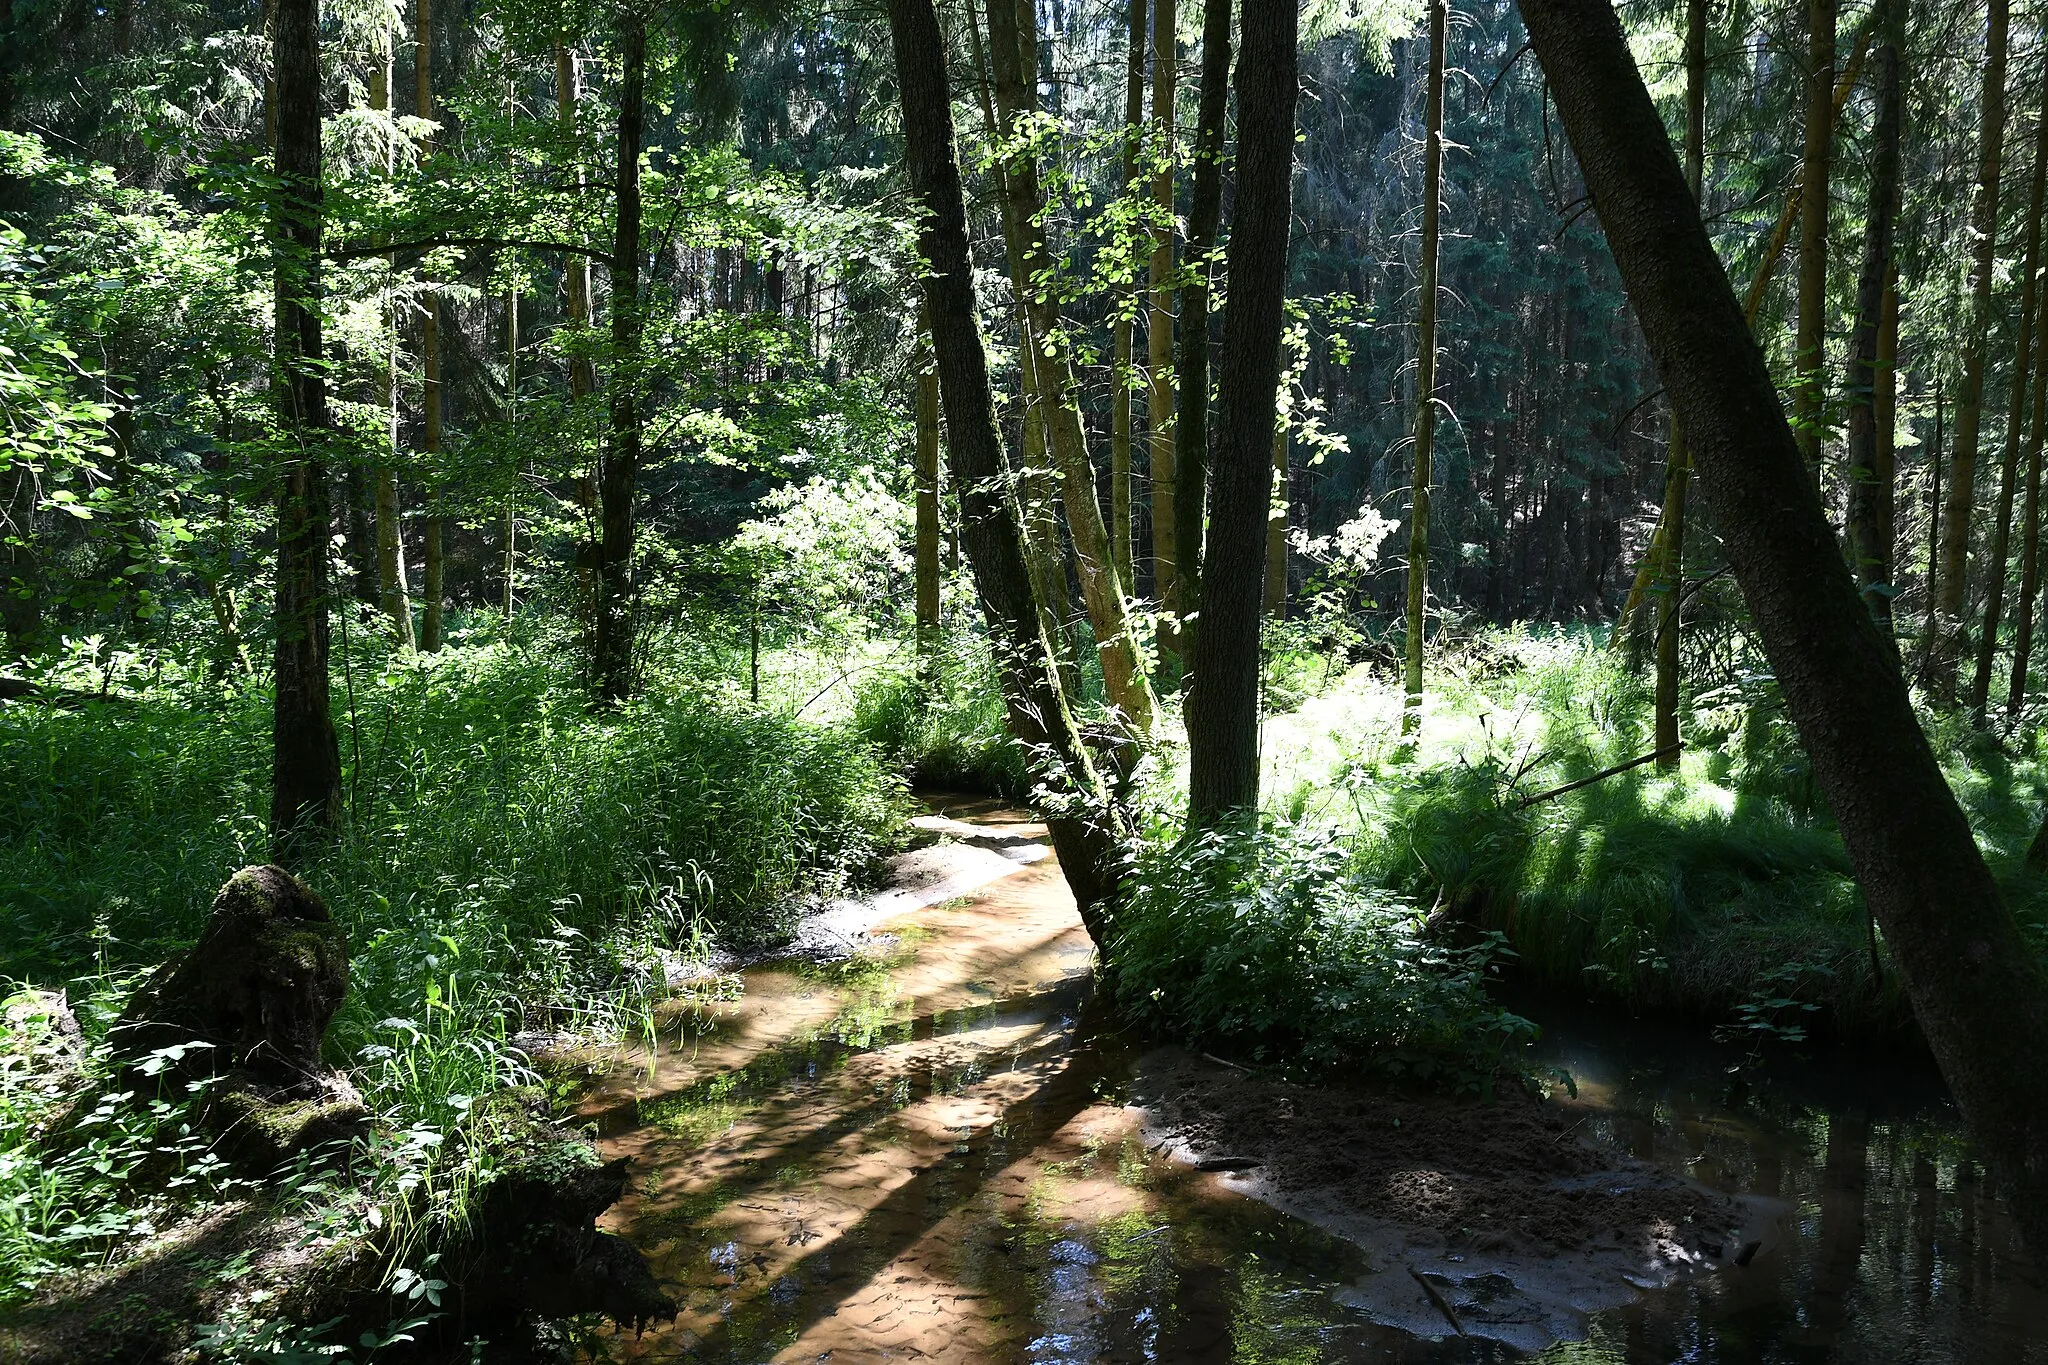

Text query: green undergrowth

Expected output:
[851,629,1032,798]
[0,618,908,1316]
[1111,818,1537,1089]
[1262,628,2048,1039]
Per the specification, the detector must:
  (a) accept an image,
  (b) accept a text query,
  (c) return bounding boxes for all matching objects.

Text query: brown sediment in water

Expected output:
[575,800,2026,1363]
[1135,1051,1746,1260]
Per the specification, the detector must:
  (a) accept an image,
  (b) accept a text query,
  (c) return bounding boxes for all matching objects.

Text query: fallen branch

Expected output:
[1514,744,1683,810]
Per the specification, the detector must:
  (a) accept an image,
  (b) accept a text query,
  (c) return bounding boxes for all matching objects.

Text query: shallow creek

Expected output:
[577,799,2044,1364]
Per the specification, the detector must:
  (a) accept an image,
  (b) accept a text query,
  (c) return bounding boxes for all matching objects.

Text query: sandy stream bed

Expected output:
[579,801,1775,1361]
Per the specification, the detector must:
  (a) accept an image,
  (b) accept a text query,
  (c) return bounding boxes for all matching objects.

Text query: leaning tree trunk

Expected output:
[1969,56,2048,721]
[1792,0,1835,483]
[1110,0,1146,589]
[1932,0,2010,697]
[1169,0,1233,657]
[1844,6,1902,643]
[1519,0,2048,1262]
[1401,1,1447,737]
[1653,0,1706,768]
[962,15,1081,671]
[592,13,645,702]
[884,0,1123,935]
[415,0,445,653]
[269,0,342,860]
[983,0,1157,732]
[1185,0,1297,825]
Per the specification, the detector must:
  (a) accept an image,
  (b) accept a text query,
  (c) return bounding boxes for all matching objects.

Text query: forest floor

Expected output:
[572,797,1767,1360]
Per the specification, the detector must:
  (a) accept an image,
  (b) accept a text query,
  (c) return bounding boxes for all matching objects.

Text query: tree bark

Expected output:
[2010,261,2048,719]
[1185,0,1296,824]
[1519,0,2048,1261]
[1147,0,1177,629]
[1970,59,2048,721]
[915,327,941,661]
[558,41,601,636]
[415,0,444,653]
[1401,1,1446,737]
[884,0,1122,935]
[1652,0,1707,768]
[983,0,1157,731]
[1844,10,1902,642]
[592,12,645,702]
[962,15,1080,667]
[1932,0,2010,696]
[503,282,519,615]
[1792,0,1835,480]
[1170,0,1233,653]
[1110,0,1147,590]
[270,0,342,860]
[371,39,415,648]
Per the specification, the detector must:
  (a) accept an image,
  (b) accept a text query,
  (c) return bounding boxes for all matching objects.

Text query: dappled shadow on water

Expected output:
[581,807,2044,1365]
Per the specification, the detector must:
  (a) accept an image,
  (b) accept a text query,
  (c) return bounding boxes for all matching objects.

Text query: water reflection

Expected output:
[583,809,2042,1364]
[1529,1005,2045,1363]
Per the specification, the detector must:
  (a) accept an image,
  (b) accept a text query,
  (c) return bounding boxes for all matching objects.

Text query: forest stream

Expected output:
[572,800,2044,1364]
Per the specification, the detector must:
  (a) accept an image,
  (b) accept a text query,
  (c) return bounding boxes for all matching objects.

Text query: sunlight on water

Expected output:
[579,799,2044,1365]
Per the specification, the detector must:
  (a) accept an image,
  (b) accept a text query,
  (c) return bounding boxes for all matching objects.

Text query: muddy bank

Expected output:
[1133,1049,1766,1350]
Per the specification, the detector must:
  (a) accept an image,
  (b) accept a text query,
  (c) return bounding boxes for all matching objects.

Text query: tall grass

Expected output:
[0,619,908,1308]
[1260,629,2048,1036]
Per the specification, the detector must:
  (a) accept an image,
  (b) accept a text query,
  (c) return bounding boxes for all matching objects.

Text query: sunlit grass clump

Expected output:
[1255,628,2048,1036]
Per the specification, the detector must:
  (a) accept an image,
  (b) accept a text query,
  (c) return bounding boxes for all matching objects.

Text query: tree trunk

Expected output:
[915,326,941,661]
[1401,1,1446,737]
[1792,0,1835,481]
[1519,0,2048,1262]
[2009,265,2048,719]
[558,41,602,636]
[414,0,445,653]
[884,0,1123,935]
[1932,0,2010,696]
[1170,0,1233,653]
[983,0,1157,731]
[593,13,645,702]
[1611,31,1871,643]
[269,0,341,859]
[1654,0,1707,769]
[1185,0,1296,824]
[1969,59,2048,721]
[1017,369,1080,695]
[1146,0,1177,632]
[962,13,1079,667]
[1923,384,1943,666]
[368,46,415,648]
[1844,9,1902,642]
[503,282,519,615]
[1110,0,1146,590]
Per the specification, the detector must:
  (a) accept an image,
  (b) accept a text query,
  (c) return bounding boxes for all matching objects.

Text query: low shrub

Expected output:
[1110,820,1536,1088]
